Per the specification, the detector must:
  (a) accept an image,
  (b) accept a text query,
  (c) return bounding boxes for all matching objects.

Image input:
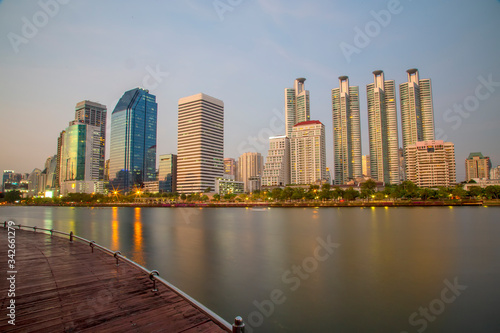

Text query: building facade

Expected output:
[290,121,326,185]
[177,93,224,193]
[465,152,491,181]
[400,69,435,152]
[366,70,400,185]
[332,76,362,184]
[405,140,456,188]
[75,100,107,180]
[238,152,264,192]
[224,158,237,179]
[262,135,290,187]
[109,88,157,193]
[491,166,500,180]
[215,177,245,196]
[285,78,310,138]
[158,154,177,192]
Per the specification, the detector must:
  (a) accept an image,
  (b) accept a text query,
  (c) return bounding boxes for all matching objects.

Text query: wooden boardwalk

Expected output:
[0,228,229,332]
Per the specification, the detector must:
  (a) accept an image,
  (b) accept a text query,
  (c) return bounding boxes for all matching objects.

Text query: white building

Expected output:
[290,121,326,185]
[238,152,264,192]
[262,135,290,187]
[332,76,362,184]
[177,93,224,193]
[367,70,400,185]
[405,140,456,188]
[285,78,310,138]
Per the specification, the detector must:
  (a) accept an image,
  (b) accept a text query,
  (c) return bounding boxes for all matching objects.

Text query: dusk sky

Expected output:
[1,0,499,181]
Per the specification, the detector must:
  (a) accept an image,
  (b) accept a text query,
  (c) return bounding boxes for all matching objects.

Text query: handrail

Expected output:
[3,222,245,332]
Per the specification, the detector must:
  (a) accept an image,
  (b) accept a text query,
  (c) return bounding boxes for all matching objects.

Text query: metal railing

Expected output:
[3,221,246,333]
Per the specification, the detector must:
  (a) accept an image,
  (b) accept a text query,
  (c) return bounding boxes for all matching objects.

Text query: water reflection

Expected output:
[43,209,53,230]
[111,207,119,250]
[132,207,145,266]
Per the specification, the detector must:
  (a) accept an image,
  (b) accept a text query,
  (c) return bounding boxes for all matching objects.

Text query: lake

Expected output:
[1,206,499,332]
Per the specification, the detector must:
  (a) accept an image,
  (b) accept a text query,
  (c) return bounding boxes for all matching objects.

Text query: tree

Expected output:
[5,191,22,203]
[204,187,211,193]
[452,184,467,199]
[467,186,483,198]
[332,187,345,200]
[180,193,187,201]
[291,188,305,201]
[344,187,359,201]
[484,186,500,199]
[212,193,220,201]
[419,188,437,201]
[271,188,283,201]
[282,187,294,201]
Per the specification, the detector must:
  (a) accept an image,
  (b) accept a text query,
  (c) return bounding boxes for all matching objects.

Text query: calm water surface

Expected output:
[1,206,499,332]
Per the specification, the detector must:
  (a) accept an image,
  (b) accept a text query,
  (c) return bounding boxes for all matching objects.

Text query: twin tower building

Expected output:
[263,69,442,188]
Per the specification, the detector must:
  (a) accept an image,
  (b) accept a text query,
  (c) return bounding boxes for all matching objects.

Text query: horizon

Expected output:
[1,0,499,182]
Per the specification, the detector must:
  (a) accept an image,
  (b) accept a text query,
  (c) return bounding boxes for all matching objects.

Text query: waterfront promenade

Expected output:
[0,227,233,332]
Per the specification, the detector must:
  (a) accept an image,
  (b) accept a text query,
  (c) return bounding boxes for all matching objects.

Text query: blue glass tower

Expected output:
[109,88,157,193]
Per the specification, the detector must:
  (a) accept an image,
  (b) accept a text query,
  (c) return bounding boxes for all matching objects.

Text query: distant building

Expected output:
[465,152,491,181]
[491,166,500,180]
[399,148,405,182]
[405,140,456,188]
[2,170,14,192]
[325,167,332,185]
[75,100,107,181]
[464,178,500,191]
[143,181,160,193]
[400,69,435,153]
[215,177,244,196]
[362,155,371,177]
[158,154,177,193]
[285,78,310,138]
[238,152,264,192]
[262,135,290,187]
[177,93,224,193]
[367,70,400,185]
[224,158,237,178]
[332,76,362,184]
[109,88,157,193]
[27,168,42,197]
[290,120,326,185]
[104,159,110,181]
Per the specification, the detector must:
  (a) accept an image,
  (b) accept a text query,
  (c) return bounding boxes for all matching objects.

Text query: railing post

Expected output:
[90,241,96,253]
[34,226,37,233]
[69,231,73,242]
[114,251,121,266]
[3,221,6,228]
[18,224,22,230]
[232,316,245,333]
[50,229,53,237]
[149,270,159,292]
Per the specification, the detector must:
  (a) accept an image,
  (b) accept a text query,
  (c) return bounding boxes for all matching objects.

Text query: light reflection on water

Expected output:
[1,206,499,332]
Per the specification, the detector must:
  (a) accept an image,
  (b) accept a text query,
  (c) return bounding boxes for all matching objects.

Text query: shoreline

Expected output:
[2,200,499,208]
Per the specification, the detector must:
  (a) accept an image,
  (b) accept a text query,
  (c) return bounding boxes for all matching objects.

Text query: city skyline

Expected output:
[1,1,499,181]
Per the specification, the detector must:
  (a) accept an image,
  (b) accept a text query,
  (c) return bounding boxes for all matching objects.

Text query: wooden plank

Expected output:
[0,229,228,333]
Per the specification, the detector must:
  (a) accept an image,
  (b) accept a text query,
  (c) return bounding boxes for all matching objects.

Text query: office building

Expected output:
[238,152,264,192]
[400,69,435,152]
[75,100,107,180]
[491,166,500,180]
[27,168,42,197]
[285,78,310,138]
[362,155,371,177]
[262,135,290,187]
[224,158,237,179]
[177,93,224,193]
[109,88,157,193]
[158,154,177,192]
[215,177,245,196]
[367,70,400,184]
[465,152,491,181]
[290,120,326,185]
[332,76,362,184]
[2,170,14,192]
[405,140,456,188]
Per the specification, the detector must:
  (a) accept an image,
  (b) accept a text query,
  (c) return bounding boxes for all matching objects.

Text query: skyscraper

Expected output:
[224,158,237,179]
[367,70,400,185]
[177,93,224,193]
[290,121,326,185]
[238,152,264,192]
[75,100,107,180]
[405,140,456,188]
[285,78,310,138]
[400,69,435,151]
[262,135,290,187]
[158,154,177,192]
[465,152,491,181]
[332,76,362,185]
[109,88,157,193]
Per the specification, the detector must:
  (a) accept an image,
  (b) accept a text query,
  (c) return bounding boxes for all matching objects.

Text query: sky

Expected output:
[0,0,499,182]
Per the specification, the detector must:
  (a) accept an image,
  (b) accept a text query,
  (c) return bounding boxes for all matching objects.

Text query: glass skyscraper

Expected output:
[109,88,157,193]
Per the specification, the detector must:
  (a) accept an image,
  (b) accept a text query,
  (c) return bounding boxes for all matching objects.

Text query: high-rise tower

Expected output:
[109,88,157,193]
[75,101,107,180]
[177,93,224,193]
[332,76,362,185]
[285,78,310,138]
[367,70,400,184]
[399,69,435,151]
